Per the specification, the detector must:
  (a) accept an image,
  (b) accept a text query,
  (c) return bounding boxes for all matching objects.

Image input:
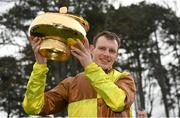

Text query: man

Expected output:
[23,31,136,117]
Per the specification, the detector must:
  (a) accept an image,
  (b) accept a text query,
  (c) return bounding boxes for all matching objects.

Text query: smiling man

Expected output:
[23,31,136,117]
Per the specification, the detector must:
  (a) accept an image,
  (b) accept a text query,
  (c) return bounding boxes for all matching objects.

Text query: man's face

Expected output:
[91,36,118,71]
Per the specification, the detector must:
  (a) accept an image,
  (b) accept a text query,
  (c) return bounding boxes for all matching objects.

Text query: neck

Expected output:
[104,67,112,73]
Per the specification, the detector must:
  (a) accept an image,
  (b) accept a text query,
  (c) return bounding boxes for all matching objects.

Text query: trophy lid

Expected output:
[28,7,90,62]
[28,6,89,39]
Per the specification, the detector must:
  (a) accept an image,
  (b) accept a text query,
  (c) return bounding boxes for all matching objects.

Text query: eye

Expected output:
[109,49,116,54]
[98,47,106,51]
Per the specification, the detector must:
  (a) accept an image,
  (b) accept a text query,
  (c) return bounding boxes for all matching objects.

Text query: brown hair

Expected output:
[93,31,121,48]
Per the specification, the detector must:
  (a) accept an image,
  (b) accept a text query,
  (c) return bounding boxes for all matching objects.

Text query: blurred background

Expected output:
[0,0,180,117]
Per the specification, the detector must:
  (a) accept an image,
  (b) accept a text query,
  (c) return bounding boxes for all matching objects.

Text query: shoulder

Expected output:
[59,72,85,84]
[113,70,135,86]
[115,72,136,91]
[112,69,133,81]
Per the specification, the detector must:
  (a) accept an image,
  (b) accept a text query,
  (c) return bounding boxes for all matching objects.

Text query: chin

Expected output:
[95,60,112,70]
[99,64,111,70]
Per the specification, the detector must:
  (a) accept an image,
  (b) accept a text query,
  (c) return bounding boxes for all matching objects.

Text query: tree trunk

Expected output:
[136,51,145,110]
[173,35,180,117]
[7,90,10,118]
[131,51,145,111]
[153,31,169,117]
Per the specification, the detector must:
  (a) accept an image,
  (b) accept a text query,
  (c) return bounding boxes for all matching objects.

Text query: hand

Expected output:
[70,37,93,68]
[137,110,147,118]
[28,36,47,64]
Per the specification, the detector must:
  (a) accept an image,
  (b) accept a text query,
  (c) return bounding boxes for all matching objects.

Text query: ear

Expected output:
[89,44,95,52]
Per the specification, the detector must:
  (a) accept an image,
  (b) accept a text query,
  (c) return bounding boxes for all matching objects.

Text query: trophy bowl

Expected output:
[28,7,89,61]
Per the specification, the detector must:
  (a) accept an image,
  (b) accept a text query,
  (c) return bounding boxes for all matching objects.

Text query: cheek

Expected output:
[92,50,101,57]
[110,54,118,62]
[94,54,101,61]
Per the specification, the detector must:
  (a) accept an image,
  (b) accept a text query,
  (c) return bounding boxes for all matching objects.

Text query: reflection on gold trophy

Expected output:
[28,7,89,61]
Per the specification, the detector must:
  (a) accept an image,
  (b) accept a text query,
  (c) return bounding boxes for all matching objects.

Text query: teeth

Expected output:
[99,58,110,63]
[101,59,108,63]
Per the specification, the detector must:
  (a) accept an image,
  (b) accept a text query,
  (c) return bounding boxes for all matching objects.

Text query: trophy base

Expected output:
[39,38,70,61]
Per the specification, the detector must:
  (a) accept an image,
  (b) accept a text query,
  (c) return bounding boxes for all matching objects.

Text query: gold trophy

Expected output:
[28,7,89,61]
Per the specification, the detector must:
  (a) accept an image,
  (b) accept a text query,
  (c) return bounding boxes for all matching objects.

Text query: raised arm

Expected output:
[23,62,70,115]
[23,36,48,114]
[23,36,68,115]
[84,63,136,112]
[23,63,48,114]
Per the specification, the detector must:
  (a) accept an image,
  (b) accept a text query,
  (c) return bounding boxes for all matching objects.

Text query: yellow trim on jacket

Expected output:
[84,62,129,112]
[23,62,48,114]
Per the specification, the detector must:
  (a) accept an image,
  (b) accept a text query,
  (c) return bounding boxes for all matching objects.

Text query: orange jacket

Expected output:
[23,62,136,117]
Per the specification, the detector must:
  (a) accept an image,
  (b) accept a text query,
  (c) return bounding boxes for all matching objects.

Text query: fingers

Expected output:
[75,37,90,52]
[76,39,86,51]
[28,36,34,44]
[83,37,89,49]
[70,37,90,58]
[28,36,47,63]
[71,46,84,61]
[71,45,84,56]
[28,36,44,52]
[28,36,44,45]
[78,37,90,50]
[71,38,92,68]
[33,39,42,53]
[71,50,81,60]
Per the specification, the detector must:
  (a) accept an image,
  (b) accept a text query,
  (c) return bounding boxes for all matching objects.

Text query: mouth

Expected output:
[100,58,110,64]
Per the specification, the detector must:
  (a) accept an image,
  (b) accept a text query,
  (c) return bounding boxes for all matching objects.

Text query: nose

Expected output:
[103,49,111,57]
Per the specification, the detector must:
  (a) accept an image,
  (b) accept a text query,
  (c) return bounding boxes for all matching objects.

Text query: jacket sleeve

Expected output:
[23,62,48,115]
[84,63,136,112]
[39,77,70,115]
[23,62,70,115]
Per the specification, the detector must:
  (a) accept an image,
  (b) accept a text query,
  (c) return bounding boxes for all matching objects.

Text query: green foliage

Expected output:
[0,56,26,117]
